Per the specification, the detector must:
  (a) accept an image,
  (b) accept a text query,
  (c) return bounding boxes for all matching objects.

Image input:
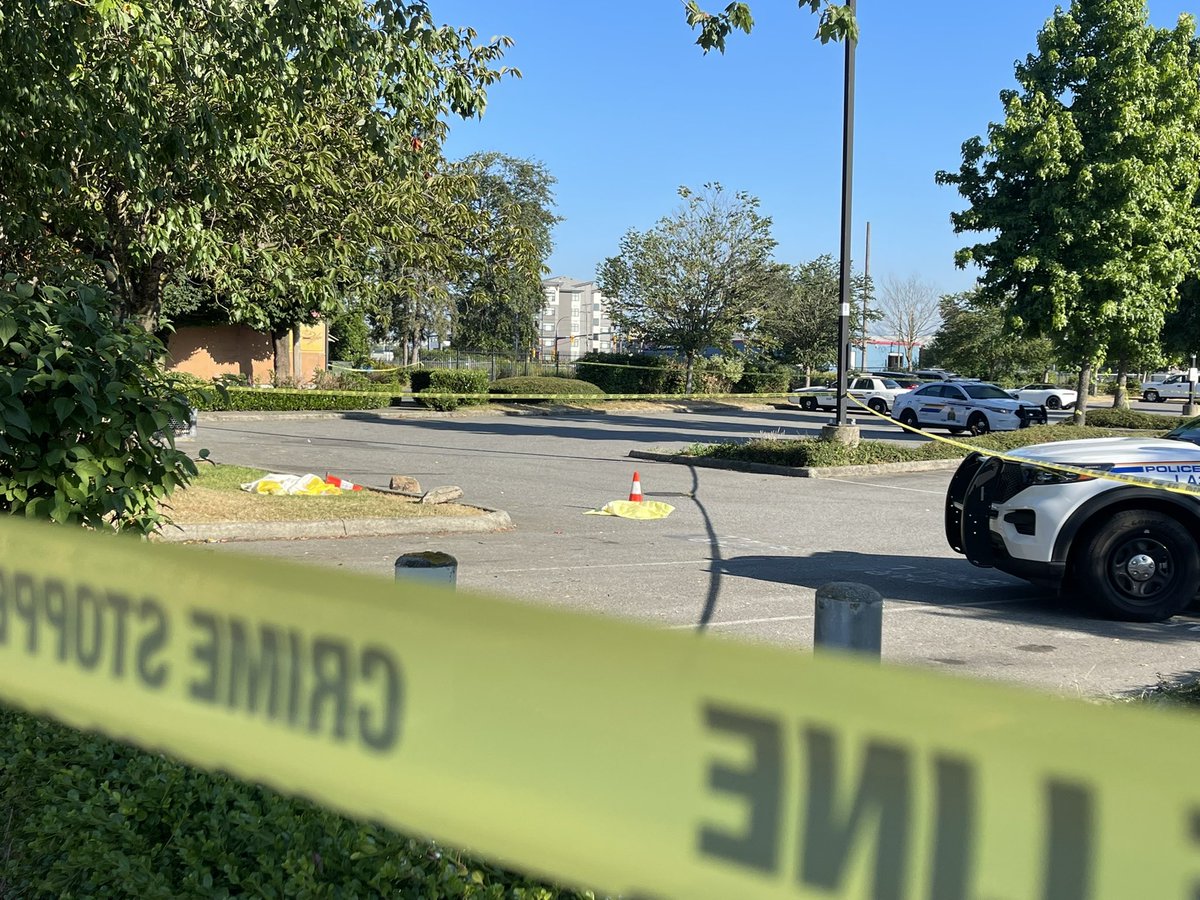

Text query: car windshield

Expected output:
[962,384,1014,400]
[1164,417,1200,442]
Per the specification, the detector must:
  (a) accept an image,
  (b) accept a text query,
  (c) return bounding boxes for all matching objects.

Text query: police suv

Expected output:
[945,423,1200,621]
[892,381,1047,435]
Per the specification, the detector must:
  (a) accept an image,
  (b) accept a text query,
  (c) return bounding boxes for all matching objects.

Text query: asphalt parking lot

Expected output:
[191,405,1200,699]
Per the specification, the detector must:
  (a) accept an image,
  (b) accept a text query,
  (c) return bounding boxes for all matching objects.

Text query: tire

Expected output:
[1076,510,1200,622]
[898,409,919,429]
[1144,389,1161,403]
[1046,395,1062,410]
[799,396,817,411]
[867,398,888,414]
[967,412,990,435]
[947,427,965,435]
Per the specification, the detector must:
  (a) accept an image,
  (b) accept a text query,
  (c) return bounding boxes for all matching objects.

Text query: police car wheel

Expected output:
[867,398,887,413]
[1079,511,1199,622]
[967,413,990,436]
[947,427,965,435]
[898,409,919,428]
[799,396,817,411]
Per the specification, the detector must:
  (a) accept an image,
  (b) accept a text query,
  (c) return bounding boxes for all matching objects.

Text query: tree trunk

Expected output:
[1072,363,1091,426]
[1112,359,1130,409]
[684,353,696,393]
[272,329,293,383]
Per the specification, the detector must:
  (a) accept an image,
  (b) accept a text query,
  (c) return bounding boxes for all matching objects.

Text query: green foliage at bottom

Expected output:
[0,706,590,899]
[415,369,490,411]
[688,425,1164,468]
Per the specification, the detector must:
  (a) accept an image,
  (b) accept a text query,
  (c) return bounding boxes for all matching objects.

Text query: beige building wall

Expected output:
[166,323,327,384]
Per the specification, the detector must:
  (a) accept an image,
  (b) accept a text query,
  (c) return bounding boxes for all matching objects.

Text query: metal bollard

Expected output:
[814,582,882,658]
[394,551,457,589]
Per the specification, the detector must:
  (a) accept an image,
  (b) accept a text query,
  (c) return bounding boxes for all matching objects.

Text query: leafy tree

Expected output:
[450,153,561,352]
[684,1,857,51]
[0,277,199,534]
[925,290,1057,382]
[754,254,875,382]
[876,274,942,370]
[937,0,1200,425]
[0,1,514,331]
[597,184,779,391]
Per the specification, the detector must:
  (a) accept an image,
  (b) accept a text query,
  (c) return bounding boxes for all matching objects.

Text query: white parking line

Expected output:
[830,478,945,495]
[673,598,1020,630]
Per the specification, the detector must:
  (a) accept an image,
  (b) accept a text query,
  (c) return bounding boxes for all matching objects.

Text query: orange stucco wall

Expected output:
[166,323,327,384]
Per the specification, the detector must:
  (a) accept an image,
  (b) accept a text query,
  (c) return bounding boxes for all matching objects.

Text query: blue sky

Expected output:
[434,1,1197,297]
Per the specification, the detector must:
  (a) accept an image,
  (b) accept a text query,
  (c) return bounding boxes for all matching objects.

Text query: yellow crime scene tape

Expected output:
[2,518,1200,898]
[844,393,1200,496]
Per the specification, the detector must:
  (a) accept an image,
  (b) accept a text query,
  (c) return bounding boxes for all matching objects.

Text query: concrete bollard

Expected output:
[394,551,458,589]
[814,582,882,658]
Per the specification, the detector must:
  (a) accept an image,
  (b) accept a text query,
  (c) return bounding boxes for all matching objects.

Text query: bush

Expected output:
[0,277,199,533]
[574,352,684,394]
[488,377,604,400]
[312,368,374,391]
[691,355,744,394]
[329,310,371,366]
[1101,378,1143,396]
[412,368,489,411]
[0,706,588,899]
[1084,407,1173,431]
[196,388,396,411]
[688,424,1159,468]
[734,360,792,394]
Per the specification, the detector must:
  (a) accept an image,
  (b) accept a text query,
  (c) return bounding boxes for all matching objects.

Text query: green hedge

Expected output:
[1084,407,1175,430]
[489,377,604,399]
[733,361,792,394]
[412,368,490,411]
[0,707,587,899]
[196,387,397,411]
[574,352,684,394]
[689,425,1156,468]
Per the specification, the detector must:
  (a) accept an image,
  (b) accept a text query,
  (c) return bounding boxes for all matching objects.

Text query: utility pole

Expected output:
[861,221,871,373]
[831,0,857,432]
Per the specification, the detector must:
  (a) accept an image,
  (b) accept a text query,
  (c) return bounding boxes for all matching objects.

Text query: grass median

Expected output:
[682,424,1166,469]
[164,464,484,523]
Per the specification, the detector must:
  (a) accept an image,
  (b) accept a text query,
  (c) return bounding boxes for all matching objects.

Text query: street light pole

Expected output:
[834,0,857,428]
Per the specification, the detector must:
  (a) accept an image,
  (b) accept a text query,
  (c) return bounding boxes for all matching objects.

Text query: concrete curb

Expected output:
[627,450,963,479]
[158,507,513,543]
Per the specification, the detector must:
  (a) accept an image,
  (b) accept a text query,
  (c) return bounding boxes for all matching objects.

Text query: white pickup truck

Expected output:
[789,376,910,414]
[1142,372,1199,403]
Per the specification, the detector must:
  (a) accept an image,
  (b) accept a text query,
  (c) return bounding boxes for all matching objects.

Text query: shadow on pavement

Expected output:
[708,549,1200,641]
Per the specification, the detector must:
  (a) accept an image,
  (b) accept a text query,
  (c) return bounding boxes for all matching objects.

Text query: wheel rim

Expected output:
[1148,391,1159,402]
[1108,536,1177,605]
[869,400,885,413]
[970,416,989,435]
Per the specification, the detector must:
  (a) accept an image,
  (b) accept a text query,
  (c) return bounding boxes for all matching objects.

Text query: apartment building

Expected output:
[538,276,620,361]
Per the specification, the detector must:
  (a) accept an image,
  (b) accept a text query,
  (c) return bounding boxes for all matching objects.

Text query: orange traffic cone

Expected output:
[325,474,363,491]
[628,470,644,503]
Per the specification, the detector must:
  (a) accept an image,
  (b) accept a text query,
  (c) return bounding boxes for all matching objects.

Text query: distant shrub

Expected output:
[329,310,371,366]
[691,355,744,394]
[413,368,489,411]
[312,368,373,391]
[489,377,604,400]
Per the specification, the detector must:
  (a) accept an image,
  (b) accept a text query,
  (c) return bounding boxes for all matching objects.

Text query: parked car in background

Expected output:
[915,368,958,380]
[789,376,911,413]
[1142,374,1197,403]
[891,381,1047,434]
[870,371,923,389]
[1008,383,1078,410]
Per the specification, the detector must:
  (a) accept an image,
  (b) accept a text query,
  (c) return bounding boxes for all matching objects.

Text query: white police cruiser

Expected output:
[946,426,1200,621]
[892,381,1047,435]
[789,376,910,414]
